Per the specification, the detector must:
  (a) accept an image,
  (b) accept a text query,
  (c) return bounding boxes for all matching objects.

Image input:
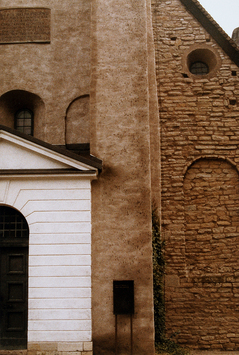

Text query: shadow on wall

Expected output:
[0,90,45,139]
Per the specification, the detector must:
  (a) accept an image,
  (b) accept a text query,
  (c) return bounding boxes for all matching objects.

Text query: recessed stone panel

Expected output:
[0,8,50,44]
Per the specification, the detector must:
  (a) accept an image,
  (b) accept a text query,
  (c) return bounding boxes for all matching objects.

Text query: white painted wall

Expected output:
[0,177,92,343]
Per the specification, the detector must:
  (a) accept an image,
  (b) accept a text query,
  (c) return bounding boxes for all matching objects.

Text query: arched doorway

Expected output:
[0,206,29,349]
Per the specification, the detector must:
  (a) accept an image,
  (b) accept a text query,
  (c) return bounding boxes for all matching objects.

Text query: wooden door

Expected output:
[0,206,29,349]
[0,247,28,349]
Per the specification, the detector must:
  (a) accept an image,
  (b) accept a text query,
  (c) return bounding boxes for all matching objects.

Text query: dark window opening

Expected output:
[15,109,33,136]
[230,99,237,106]
[232,71,237,76]
[0,206,29,240]
[190,61,209,75]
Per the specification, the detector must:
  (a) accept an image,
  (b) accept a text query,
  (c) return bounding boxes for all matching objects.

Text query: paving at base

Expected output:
[159,351,239,355]
[190,352,239,355]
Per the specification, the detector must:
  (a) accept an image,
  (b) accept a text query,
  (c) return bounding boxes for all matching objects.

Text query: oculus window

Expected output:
[15,109,34,136]
[184,46,220,78]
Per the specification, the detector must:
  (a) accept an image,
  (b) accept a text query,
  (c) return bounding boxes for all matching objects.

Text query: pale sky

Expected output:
[198,0,239,37]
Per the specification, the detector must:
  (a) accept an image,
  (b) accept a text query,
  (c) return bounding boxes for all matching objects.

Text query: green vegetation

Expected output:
[152,207,165,344]
[155,339,190,355]
[152,208,189,355]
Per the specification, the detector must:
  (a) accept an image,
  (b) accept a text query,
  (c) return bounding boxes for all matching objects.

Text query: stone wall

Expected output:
[152,0,239,350]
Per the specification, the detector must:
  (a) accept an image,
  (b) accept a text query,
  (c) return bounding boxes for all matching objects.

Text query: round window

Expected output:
[183,46,220,78]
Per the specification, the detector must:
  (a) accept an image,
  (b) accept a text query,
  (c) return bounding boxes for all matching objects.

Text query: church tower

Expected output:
[0,1,157,354]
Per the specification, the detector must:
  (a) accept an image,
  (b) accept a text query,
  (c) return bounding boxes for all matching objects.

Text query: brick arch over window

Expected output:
[183,158,239,348]
[65,95,90,144]
[0,90,45,140]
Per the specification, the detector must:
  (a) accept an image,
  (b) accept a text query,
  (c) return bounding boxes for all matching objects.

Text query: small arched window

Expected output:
[15,109,34,136]
[190,61,209,75]
[0,206,29,241]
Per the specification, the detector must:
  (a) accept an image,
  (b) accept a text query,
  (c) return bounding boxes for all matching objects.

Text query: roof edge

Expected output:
[180,0,239,67]
[0,169,98,178]
[0,125,102,172]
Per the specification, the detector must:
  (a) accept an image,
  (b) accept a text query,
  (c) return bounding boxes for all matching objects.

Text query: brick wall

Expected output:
[152,0,239,350]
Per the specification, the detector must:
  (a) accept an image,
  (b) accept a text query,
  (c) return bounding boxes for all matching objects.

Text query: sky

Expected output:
[198,0,239,37]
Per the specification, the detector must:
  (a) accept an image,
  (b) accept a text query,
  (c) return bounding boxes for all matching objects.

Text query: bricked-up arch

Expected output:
[183,158,239,349]
[65,95,90,144]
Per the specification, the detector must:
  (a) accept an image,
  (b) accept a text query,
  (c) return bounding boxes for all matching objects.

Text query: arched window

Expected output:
[0,206,29,241]
[0,90,45,139]
[15,109,34,136]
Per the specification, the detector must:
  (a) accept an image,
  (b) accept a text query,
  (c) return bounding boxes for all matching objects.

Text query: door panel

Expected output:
[0,247,28,349]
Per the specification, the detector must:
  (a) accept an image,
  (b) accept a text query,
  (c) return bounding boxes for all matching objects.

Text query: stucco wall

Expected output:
[90,0,155,354]
[0,0,156,353]
[0,0,91,144]
[152,0,239,350]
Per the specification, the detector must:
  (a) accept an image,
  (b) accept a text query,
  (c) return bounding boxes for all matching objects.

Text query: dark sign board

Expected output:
[0,8,51,44]
[113,280,134,315]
